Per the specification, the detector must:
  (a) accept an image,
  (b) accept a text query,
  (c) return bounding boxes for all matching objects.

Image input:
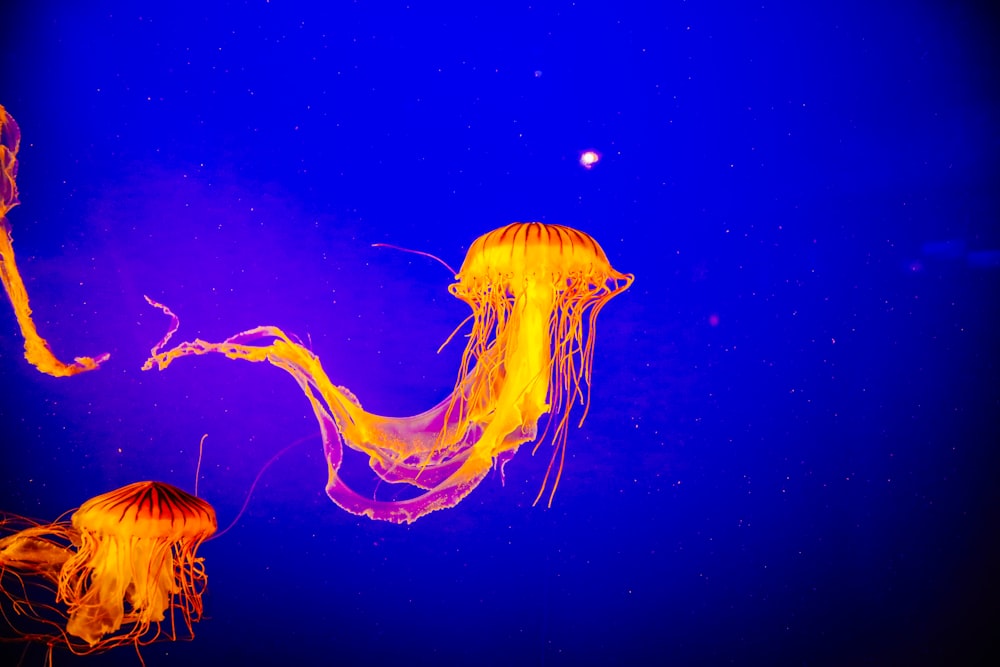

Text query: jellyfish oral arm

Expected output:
[142,300,543,524]
[0,222,110,377]
[461,280,553,462]
[141,311,481,523]
[0,105,108,377]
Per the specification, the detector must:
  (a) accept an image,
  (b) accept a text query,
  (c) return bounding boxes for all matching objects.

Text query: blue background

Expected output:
[1,2,998,665]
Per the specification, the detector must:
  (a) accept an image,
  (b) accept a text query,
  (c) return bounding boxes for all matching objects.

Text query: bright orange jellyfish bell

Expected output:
[58,481,216,648]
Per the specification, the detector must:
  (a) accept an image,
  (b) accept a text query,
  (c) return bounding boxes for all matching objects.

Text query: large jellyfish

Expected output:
[0,481,216,657]
[0,104,108,377]
[143,222,634,523]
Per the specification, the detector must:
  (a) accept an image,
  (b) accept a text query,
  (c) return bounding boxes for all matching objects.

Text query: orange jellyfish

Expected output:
[1,481,216,658]
[0,104,108,377]
[142,222,633,523]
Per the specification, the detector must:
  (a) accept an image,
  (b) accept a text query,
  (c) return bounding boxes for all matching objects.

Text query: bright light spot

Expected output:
[579,150,600,169]
[708,313,720,327]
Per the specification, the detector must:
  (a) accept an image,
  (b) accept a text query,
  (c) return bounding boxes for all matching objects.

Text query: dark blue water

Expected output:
[1,2,997,665]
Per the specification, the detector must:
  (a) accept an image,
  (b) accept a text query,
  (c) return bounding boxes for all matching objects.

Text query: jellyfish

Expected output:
[1,481,216,657]
[0,104,109,377]
[142,222,633,523]
[60,481,217,646]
